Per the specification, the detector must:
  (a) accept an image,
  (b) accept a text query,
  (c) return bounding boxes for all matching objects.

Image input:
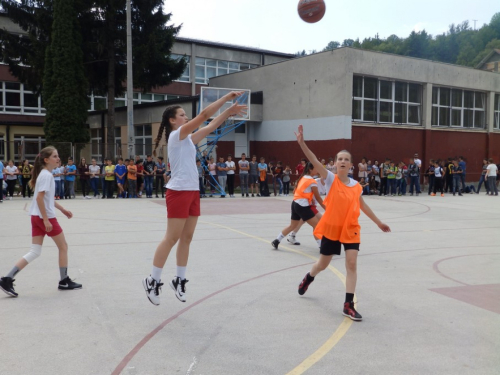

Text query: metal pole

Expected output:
[126,0,135,158]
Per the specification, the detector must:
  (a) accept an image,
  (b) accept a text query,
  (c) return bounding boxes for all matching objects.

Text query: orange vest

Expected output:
[293,177,316,205]
[313,177,362,243]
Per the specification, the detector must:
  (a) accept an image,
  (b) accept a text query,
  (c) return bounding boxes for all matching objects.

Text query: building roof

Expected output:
[475,49,500,69]
[175,37,296,58]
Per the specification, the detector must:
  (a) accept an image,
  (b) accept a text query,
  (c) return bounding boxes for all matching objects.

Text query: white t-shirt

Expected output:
[5,165,18,180]
[166,127,199,191]
[414,158,422,168]
[226,161,236,175]
[434,167,443,178]
[89,164,100,178]
[324,170,359,196]
[294,175,318,207]
[29,169,56,219]
[486,164,498,177]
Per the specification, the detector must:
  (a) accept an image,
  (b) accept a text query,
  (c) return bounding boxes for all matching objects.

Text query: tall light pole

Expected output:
[126,0,135,158]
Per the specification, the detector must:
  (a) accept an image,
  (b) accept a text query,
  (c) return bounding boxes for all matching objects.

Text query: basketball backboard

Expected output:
[200,87,251,121]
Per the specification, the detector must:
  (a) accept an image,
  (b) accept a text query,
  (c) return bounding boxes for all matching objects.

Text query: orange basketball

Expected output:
[297,0,326,23]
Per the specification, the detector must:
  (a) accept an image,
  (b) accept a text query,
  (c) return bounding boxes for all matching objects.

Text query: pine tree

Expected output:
[42,0,89,160]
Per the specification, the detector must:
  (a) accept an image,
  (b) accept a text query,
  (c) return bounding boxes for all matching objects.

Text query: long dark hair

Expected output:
[153,105,182,157]
[30,146,57,189]
[293,162,314,193]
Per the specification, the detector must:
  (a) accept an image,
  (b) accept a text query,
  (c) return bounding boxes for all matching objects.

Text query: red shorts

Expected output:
[166,190,200,218]
[310,205,319,215]
[31,216,63,237]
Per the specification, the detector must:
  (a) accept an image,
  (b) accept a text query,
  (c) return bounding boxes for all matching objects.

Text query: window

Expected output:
[194,58,258,84]
[0,82,44,115]
[90,129,102,161]
[114,127,122,157]
[89,91,166,111]
[171,54,191,82]
[432,87,486,128]
[14,136,46,160]
[494,94,500,130]
[352,76,421,125]
[134,124,152,158]
[0,135,5,160]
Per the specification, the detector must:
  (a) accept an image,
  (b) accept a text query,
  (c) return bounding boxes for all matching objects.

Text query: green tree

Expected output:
[42,0,89,159]
[0,0,186,158]
[323,41,340,51]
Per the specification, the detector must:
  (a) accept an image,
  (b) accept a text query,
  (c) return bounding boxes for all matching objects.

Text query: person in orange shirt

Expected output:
[295,125,390,321]
[271,162,325,249]
[127,159,138,198]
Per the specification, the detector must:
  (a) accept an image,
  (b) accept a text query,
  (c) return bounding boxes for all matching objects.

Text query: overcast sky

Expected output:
[163,0,498,54]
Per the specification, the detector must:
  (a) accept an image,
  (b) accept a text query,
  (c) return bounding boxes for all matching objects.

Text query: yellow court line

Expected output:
[200,221,354,375]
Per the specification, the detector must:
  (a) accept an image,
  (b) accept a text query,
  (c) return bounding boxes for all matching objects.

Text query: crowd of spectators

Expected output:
[0,151,499,203]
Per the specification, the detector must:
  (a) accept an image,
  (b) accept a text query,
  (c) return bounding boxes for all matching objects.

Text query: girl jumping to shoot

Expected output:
[295,125,390,321]
[0,147,81,297]
[143,92,247,306]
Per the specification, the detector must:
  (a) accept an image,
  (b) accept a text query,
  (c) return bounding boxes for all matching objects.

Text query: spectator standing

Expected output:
[78,158,90,199]
[100,158,107,199]
[155,157,166,198]
[451,160,463,196]
[89,159,101,198]
[486,159,498,196]
[283,165,291,196]
[445,158,454,193]
[296,158,306,175]
[196,160,206,198]
[207,157,217,197]
[5,160,18,200]
[458,156,466,193]
[372,161,380,191]
[395,162,403,196]
[52,161,62,200]
[426,160,435,195]
[20,159,34,199]
[274,161,284,196]
[477,159,489,194]
[136,160,144,197]
[326,158,336,173]
[379,158,390,196]
[127,159,138,198]
[387,161,397,196]
[431,160,445,197]
[258,157,270,197]
[358,158,368,181]
[115,158,127,198]
[399,161,408,195]
[143,155,156,198]
[64,157,77,199]
[249,155,260,197]
[104,159,116,198]
[408,158,420,196]
[238,153,250,197]
[366,160,373,177]
[216,156,228,198]
[226,155,236,198]
[0,159,4,202]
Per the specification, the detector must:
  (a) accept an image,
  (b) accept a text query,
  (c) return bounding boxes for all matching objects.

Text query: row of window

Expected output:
[431,87,485,128]
[90,125,152,159]
[193,57,258,84]
[495,94,500,130]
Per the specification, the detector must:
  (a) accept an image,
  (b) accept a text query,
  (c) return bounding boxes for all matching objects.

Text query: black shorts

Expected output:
[291,201,315,222]
[320,236,360,256]
[249,175,259,184]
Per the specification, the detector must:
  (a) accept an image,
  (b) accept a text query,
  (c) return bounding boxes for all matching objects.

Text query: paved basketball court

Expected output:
[1,193,499,375]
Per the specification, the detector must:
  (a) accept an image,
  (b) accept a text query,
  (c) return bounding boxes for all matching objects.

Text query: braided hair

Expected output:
[153,105,182,157]
[293,162,314,193]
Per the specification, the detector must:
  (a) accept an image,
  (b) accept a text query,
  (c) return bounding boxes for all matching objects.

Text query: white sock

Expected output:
[316,239,321,247]
[290,231,297,237]
[277,233,285,242]
[151,266,162,282]
[176,266,187,280]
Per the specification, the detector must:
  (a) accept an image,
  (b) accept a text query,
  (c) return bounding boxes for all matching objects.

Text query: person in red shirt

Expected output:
[295,158,307,175]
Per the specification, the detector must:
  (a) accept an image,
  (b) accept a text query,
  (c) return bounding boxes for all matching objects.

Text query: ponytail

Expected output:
[293,162,314,193]
[30,146,57,189]
[153,105,182,157]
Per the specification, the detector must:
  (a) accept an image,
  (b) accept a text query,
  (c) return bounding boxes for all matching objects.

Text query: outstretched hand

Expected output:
[294,124,304,144]
[227,102,248,118]
[378,222,391,232]
[226,91,245,100]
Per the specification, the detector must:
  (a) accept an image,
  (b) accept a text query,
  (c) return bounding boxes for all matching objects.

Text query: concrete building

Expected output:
[207,47,500,181]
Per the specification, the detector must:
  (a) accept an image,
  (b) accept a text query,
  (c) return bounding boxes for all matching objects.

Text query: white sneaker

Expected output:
[86,196,92,199]
[169,276,188,302]
[142,276,163,306]
[287,235,300,245]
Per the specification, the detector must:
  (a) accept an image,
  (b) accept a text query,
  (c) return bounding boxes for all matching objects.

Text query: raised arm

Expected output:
[181,91,245,141]
[295,125,328,180]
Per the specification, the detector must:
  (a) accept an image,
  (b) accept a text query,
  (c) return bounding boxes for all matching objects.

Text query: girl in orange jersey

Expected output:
[271,162,325,250]
[295,125,391,321]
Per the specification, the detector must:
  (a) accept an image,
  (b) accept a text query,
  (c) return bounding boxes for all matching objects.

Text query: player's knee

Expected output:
[180,232,194,244]
[345,259,357,273]
[23,244,42,263]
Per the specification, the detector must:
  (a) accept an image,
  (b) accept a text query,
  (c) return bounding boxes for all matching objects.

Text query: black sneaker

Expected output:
[169,276,188,302]
[343,301,362,321]
[251,194,255,197]
[458,193,463,196]
[0,277,18,297]
[271,239,280,249]
[58,277,82,290]
[298,273,314,295]
[246,194,249,197]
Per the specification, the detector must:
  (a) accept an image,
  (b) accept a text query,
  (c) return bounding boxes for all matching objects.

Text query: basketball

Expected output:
[297,0,326,24]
